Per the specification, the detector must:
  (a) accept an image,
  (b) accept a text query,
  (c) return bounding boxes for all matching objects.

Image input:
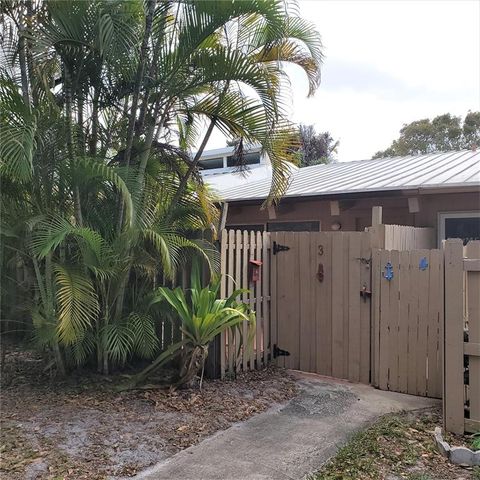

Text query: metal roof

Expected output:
[214,150,480,202]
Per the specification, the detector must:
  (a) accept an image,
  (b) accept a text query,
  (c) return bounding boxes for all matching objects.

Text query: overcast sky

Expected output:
[205,0,480,162]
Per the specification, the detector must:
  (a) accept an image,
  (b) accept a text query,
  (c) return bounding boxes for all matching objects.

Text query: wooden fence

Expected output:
[444,239,480,434]
[371,248,443,398]
[219,230,270,378]
[369,224,436,250]
[217,227,480,435]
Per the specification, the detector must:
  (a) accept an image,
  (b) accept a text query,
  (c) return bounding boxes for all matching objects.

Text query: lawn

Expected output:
[311,408,480,480]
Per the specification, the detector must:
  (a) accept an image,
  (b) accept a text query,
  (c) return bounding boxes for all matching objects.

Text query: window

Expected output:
[226,152,261,167]
[226,224,264,232]
[267,221,320,232]
[199,157,224,170]
[438,212,480,245]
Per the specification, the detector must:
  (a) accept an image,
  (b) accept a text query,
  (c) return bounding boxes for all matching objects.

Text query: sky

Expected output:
[205,0,480,162]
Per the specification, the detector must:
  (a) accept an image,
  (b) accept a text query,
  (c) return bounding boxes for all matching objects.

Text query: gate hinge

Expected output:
[273,344,290,358]
[272,241,290,255]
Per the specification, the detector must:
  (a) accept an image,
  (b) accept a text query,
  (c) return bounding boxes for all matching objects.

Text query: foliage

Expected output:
[373,112,480,158]
[0,0,322,378]
[130,264,255,388]
[471,433,480,451]
[298,124,339,166]
[310,409,472,480]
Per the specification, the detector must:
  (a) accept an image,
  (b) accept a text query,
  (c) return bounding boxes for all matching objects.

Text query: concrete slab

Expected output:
[132,372,439,480]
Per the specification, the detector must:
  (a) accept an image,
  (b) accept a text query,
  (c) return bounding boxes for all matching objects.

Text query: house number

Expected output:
[318,245,324,256]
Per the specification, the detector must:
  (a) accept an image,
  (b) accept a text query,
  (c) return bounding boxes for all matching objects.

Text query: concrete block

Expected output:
[433,427,451,458]
[450,446,475,466]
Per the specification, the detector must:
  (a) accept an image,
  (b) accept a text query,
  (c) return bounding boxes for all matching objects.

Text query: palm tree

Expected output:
[0,0,322,377]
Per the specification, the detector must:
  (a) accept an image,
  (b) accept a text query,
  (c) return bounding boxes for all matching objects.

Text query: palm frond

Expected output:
[54,264,99,344]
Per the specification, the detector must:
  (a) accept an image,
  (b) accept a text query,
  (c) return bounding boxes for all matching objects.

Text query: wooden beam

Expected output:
[267,205,277,220]
[465,418,480,433]
[330,200,340,216]
[464,342,480,357]
[464,259,480,271]
[444,239,466,434]
[408,197,420,213]
[371,206,383,226]
[218,202,229,236]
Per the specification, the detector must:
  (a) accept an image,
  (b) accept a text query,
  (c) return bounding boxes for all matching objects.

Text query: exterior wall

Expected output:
[226,191,479,236]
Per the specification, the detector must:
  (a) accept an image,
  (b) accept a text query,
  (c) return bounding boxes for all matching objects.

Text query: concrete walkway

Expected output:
[133,372,438,480]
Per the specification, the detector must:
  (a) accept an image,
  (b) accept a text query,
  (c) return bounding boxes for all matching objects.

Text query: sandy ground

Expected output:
[0,347,297,479]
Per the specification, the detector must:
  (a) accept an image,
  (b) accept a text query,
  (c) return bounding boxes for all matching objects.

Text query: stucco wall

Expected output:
[226,191,480,234]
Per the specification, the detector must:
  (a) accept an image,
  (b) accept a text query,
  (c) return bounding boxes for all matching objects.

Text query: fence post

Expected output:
[444,239,465,434]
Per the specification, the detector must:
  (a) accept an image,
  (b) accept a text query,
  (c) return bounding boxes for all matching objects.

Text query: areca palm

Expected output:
[0,0,322,376]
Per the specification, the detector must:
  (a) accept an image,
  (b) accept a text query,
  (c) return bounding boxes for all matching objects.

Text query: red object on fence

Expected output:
[249,260,262,282]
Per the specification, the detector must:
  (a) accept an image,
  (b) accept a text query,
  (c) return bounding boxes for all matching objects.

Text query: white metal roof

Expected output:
[213,150,480,202]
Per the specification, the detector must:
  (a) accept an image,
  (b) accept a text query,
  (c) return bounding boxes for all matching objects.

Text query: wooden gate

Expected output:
[371,249,444,398]
[270,231,371,383]
[444,240,480,434]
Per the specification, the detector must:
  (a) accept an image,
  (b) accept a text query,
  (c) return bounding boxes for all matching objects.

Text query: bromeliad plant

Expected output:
[130,266,255,389]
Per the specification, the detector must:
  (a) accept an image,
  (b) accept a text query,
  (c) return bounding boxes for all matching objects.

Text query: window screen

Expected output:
[226,152,261,167]
[226,224,265,232]
[267,221,320,232]
[445,216,480,244]
[199,157,224,170]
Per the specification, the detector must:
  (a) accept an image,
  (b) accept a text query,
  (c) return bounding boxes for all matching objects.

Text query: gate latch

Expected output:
[272,241,290,255]
[273,344,290,358]
[360,285,372,302]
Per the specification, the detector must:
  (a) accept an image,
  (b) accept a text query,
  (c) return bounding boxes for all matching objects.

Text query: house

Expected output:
[199,144,273,190]
[203,150,480,245]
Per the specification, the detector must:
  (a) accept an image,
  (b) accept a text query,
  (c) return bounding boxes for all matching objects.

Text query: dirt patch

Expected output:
[0,347,297,479]
[311,408,480,480]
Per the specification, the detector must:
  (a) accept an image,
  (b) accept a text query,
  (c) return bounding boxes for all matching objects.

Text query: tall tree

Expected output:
[373,112,480,158]
[298,124,339,166]
[0,0,323,376]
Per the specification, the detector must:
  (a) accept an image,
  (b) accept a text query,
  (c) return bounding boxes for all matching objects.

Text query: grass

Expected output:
[310,409,480,480]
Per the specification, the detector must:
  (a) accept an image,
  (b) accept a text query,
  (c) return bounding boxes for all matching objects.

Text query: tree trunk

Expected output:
[89,87,100,156]
[64,64,83,227]
[166,82,230,219]
[18,5,30,107]
[116,0,156,232]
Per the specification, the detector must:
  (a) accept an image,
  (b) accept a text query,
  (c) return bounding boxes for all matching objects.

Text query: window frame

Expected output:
[437,211,480,246]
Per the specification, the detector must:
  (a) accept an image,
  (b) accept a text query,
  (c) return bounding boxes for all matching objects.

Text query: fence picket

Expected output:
[220,231,227,378]
[227,230,235,373]
[397,251,410,393]
[348,233,361,382]
[444,240,465,434]
[242,230,249,371]
[235,230,242,370]
[332,233,345,379]
[465,242,480,429]
[262,232,270,366]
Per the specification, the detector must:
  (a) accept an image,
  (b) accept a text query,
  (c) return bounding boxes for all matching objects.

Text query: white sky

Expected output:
[205,0,480,162]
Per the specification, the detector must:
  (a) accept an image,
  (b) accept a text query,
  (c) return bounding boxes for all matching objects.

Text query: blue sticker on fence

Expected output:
[383,262,394,281]
[419,257,429,271]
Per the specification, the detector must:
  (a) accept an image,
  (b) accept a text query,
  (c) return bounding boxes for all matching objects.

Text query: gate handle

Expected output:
[316,263,324,282]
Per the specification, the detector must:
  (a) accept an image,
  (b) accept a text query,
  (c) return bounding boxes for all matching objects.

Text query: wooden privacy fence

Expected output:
[371,248,443,398]
[369,224,436,250]
[219,230,270,378]
[444,240,480,434]
[217,227,480,435]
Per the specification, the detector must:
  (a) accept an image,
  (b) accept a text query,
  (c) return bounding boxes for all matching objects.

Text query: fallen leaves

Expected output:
[1,347,297,479]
